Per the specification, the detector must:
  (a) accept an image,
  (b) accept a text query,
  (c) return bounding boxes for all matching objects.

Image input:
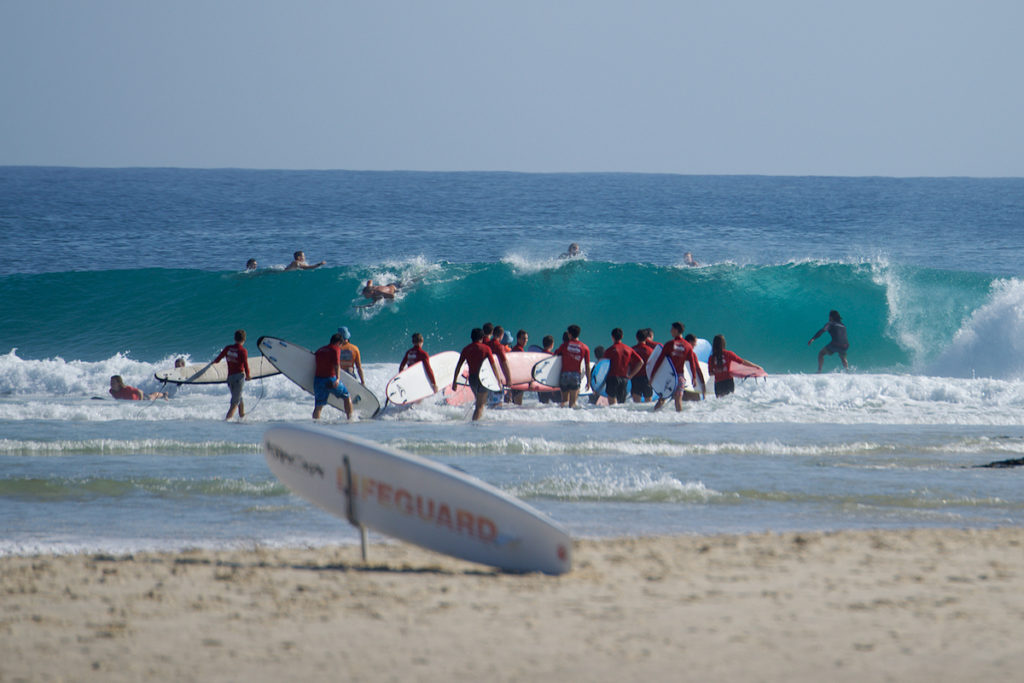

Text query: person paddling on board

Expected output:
[109,375,166,401]
[362,279,401,302]
[808,309,849,372]
[398,333,437,394]
[650,322,704,412]
[312,332,353,420]
[213,329,251,420]
[707,334,764,397]
[452,328,502,421]
[285,251,325,271]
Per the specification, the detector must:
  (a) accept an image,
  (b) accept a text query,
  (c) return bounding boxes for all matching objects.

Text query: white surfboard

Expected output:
[385,351,460,405]
[453,354,502,392]
[154,356,280,384]
[503,351,554,390]
[531,355,593,394]
[257,336,381,419]
[645,344,678,398]
[263,424,572,574]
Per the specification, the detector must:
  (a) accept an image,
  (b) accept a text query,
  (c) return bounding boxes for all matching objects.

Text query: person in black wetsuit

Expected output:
[808,309,849,372]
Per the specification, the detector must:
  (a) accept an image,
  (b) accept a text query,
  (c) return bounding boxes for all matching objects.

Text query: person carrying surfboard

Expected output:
[212,329,251,420]
[650,322,704,412]
[553,324,591,409]
[630,328,657,403]
[398,333,436,394]
[452,328,502,421]
[312,332,353,420]
[603,328,644,405]
[707,334,764,397]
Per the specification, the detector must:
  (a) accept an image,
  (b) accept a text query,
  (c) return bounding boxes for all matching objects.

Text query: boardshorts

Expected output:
[227,372,246,407]
[559,371,581,391]
[605,375,629,403]
[314,376,349,407]
[630,371,653,399]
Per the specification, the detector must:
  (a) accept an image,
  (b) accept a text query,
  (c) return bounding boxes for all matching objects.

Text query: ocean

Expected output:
[2,167,1024,557]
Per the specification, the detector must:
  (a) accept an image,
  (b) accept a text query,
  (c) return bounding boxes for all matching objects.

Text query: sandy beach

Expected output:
[3,528,1023,682]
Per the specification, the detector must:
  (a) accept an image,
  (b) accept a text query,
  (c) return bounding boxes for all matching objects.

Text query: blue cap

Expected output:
[502,330,514,345]
[338,326,351,340]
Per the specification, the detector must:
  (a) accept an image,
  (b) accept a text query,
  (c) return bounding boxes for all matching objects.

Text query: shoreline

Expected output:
[3,527,1023,682]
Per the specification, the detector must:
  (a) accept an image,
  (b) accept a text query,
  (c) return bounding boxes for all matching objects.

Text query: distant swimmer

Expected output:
[707,335,764,397]
[559,242,581,259]
[362,279,401,302]
[285,251,325,271]
[245,258,258,270]
[808,309,849,372]
[684,252,700,267]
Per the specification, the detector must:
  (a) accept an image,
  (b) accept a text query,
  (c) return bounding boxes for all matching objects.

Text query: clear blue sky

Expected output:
[2,0,1022,176]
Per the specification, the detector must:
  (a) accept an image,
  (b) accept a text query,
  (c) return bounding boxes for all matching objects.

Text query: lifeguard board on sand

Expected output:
[154,356,279,384]
[531,355,593,395]
[263,424,572,574]
[257,336,380,419]
[385,351,461,405]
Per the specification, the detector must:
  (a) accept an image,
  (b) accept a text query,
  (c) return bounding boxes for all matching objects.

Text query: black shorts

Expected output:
[606,375,629,403]
[630,372,653,399]
[714,378,735,398]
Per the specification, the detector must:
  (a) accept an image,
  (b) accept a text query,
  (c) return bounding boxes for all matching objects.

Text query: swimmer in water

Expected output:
[362,279,401,302]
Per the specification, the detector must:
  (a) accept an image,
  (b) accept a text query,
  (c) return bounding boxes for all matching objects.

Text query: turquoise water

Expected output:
[2,168,1024,557]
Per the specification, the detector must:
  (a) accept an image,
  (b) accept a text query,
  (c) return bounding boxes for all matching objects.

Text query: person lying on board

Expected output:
[109,375,166,401]
[285,250,326,271]
[361,279,401,302]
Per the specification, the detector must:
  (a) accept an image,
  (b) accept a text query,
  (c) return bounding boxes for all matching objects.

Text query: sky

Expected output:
[2,0,1023,176]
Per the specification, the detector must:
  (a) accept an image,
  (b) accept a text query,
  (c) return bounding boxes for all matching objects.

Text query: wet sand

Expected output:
[3,528,1023,682]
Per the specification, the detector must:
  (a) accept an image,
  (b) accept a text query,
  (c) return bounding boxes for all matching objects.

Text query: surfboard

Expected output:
[263,424,572,574]
[385,351,460,405]
[590,358,610,396]
[503,351,554,391]
[645,344,678,398]
[693,338,712,363]
[531,355,593,395]
[680,360,708,396]
[453,357,502,392]
[257,336,381,419]
[728,360,767,379]
[154,356,280,384]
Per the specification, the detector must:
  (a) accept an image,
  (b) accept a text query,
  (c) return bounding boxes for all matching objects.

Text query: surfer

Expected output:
[559,242,581,259]
[362,279,400,302]
[630,329,657,403]
[285,251,325,271]
[108,375,166,401]
[398,333,437,394]
[452,328,502,421]
[808,310,849,372]
[245,258,258,271]
[707,335,764,397]
[603,328,644,405]
[312,332,353,420]
[683,252,700,267]
[212,329,251,420]
[554,324,591,408]
[336,326,365,385]
[650,322,704,412]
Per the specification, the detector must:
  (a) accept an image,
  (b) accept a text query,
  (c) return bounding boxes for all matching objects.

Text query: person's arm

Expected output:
[808,324,827,345]
[626,348,644,379]
[242,348,251,381]
[452,353,466,391]
[398,352,409,373]
[423,355,437,391]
